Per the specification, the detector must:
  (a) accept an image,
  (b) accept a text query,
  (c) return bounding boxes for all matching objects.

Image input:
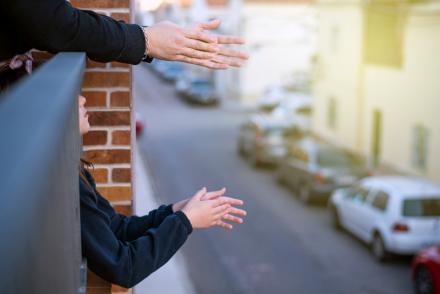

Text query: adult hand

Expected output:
[145,19,249,70]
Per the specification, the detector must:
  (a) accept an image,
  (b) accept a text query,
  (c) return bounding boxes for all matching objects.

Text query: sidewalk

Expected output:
[133,143,197,294]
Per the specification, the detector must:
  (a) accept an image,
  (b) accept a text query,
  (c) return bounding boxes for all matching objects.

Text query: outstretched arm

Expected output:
[4,0,145,64]
[112,187,246,240]
[3,0,249,68]
[110,204,175,242]
[81,189,192,288]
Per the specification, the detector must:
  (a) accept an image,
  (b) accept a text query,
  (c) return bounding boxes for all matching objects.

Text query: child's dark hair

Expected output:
[79,158,96,199]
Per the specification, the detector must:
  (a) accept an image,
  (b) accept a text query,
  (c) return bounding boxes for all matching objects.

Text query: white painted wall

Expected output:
[311,2,363,150]
[217,2,317,106]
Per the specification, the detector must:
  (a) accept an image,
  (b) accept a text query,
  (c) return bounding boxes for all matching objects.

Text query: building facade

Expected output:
[312,0,440,183]
[216,0,316,106]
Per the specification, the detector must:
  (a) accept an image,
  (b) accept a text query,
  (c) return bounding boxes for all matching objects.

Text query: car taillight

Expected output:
[314,173,327,185]
[255,131,263,144]
[392,222,410,233]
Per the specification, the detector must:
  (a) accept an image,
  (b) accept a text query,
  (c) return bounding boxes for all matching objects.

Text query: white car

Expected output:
[329,176,440,261]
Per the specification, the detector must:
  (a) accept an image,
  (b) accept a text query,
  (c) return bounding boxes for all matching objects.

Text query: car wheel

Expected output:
[238,142,246,157]
[250,151,261,168]
[276,169,285,185]
[330,205,341,229]
[299,183,311,204]
[371,233,388,262]
[415,266,435,294]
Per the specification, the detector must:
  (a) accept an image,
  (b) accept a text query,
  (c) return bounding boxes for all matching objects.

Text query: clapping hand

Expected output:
[174,187,247,230]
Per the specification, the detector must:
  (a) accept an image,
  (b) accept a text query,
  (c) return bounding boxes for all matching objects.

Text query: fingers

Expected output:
[180,47,215,60]
[211,55,243,68]
[193,187,207,200]
[217,35,245,45]
[184,29,217,43]
[223,213,243,224]
[185,39,219,53]
[227,206,247,217]
[215,220,233,230]
[217,47,249,60]
[176,55,229,69]
[218,196,243,206]
[198,19,221,30]
[212,202,230,213]
[202,187,226,200]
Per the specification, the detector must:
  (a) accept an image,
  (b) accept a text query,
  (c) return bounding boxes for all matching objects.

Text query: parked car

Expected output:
[329,176,440,261]
[269,94,312,131]
[237,116,304,166]
[256,86,286,112]
[135,112,144,137]
[277,137,367,203]
[151,60,183,82]
[151,59,168,75]
[413,246,440,294]
[175,75,190,96]
[161,62,183,82]
[180,78,218,105]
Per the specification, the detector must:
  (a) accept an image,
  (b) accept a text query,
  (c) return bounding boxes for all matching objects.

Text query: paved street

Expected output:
[134,65,413,294]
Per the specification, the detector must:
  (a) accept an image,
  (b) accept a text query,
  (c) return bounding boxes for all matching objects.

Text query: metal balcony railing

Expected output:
[0,53,86,293]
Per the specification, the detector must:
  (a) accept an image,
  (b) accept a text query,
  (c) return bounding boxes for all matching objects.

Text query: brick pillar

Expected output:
[31,2,136,292]
[70,1,134,293]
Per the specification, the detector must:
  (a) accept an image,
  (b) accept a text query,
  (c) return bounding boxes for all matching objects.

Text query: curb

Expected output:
[133,143,197,294]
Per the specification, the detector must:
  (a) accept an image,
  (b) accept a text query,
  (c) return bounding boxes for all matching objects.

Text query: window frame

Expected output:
[369,190,390,212]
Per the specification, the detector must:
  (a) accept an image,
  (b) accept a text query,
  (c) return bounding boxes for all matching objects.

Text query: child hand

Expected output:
[200,187,247,229]
[181,187,232,229]
[181,187,247,230]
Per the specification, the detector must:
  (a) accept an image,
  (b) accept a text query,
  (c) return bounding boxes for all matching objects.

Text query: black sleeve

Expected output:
[109,203,175,241]
[80,190,193,288]
[4,0,145,64]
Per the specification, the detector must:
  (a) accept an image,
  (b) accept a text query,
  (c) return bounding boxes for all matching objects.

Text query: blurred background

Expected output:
[133,0,440,293]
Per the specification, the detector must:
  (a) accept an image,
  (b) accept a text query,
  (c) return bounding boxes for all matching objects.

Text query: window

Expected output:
[347,186,370,203]
[371,191,389,211]
[403,198,440,217]
[411,125,429,171]
[289,146,309,163]
[317,148,350,168]
[371,110,382,167]
[330,25,340,54]
[363,1,404,67]
[327,97,337,130]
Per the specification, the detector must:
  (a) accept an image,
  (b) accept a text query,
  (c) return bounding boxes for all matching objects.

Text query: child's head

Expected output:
[79,95,90,135]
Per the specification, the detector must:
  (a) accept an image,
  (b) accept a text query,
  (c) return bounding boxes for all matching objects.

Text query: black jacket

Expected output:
[79,169,192,288]
[0,0,145,64]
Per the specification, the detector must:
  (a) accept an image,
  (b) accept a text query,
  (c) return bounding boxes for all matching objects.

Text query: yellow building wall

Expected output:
[363,7,440,183]
[312,2,364,150]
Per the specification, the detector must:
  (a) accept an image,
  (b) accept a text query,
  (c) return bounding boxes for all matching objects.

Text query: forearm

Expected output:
[172,199,189,212]
[112,205,174,241]
[6,0,145,64]
[84,212,192,288]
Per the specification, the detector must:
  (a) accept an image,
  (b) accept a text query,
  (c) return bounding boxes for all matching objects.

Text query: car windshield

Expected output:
[261,126,285,136]
[402,198,440,217]
[317,148,360,168]
[192,80,211,88]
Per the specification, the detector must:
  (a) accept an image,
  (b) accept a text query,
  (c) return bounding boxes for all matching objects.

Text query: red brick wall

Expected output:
[71,0,134,293]
[31,1,136,292]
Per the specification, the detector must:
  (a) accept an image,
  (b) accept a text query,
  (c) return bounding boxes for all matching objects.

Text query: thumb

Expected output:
[194,187,207,200]
[199,19,221,30]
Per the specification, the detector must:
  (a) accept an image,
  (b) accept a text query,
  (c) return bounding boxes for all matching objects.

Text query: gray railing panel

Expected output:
[0,52,86,293]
